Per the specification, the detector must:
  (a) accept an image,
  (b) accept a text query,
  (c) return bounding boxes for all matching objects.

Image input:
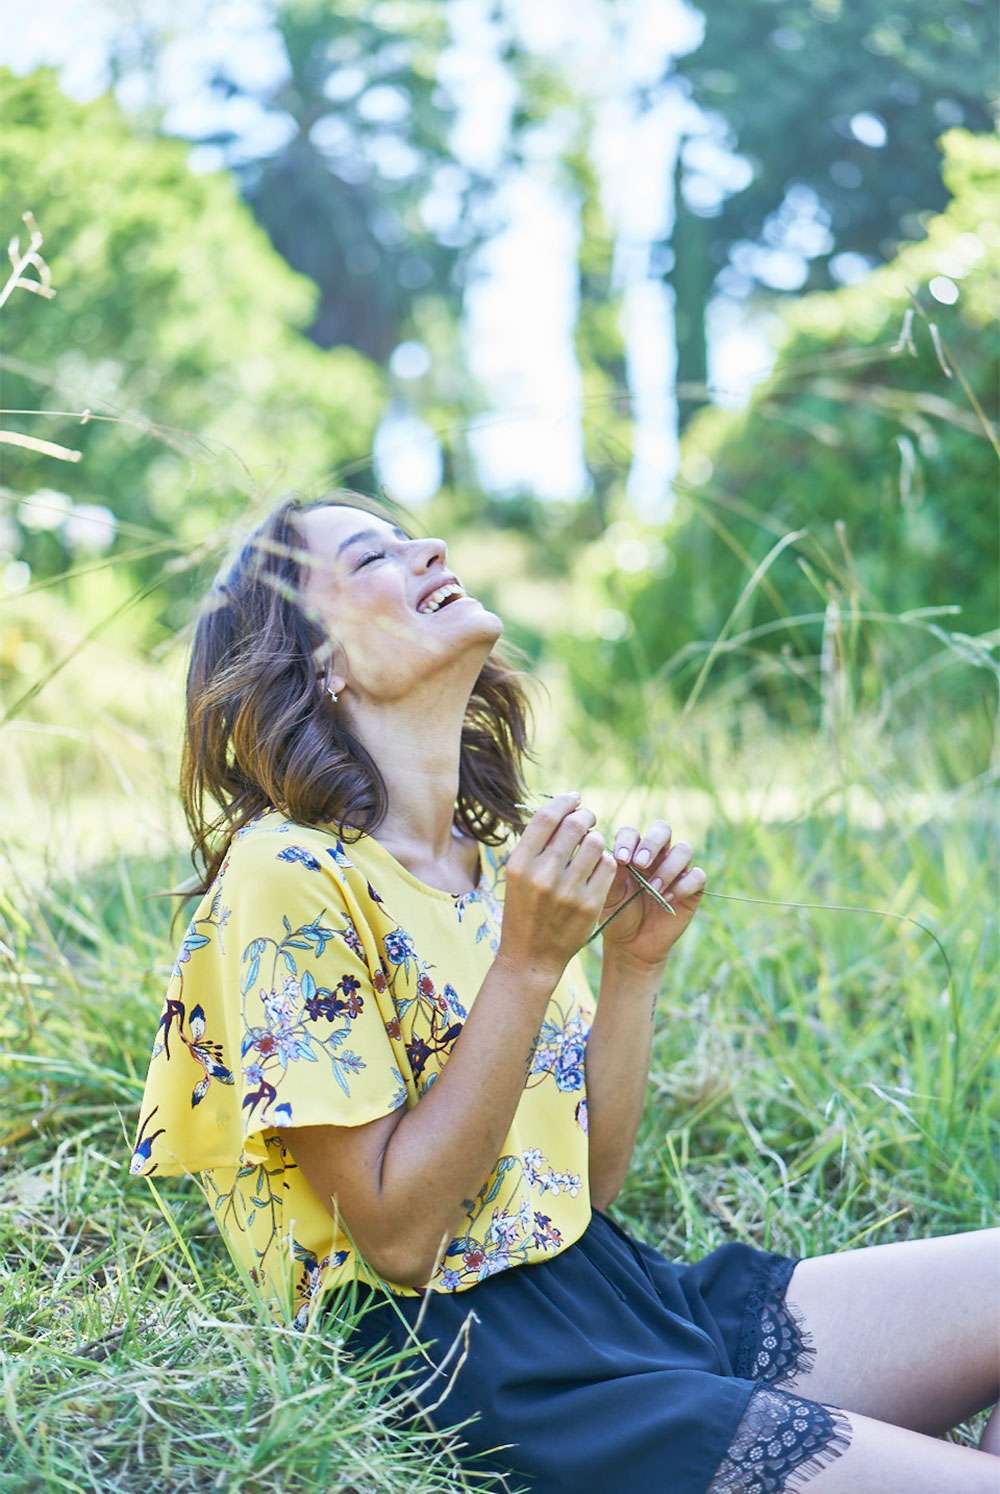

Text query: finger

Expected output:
[612,825,641,864]
[631,819,672,868]
[648,839,692,889]
[520,792,582,854]
[588,845,619,888]
[669,866,706,896]
[571,825,606,877]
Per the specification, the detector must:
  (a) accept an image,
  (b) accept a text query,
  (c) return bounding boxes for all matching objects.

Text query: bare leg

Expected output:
[792,1406,1000,1492]
[768,1227,1000,1436]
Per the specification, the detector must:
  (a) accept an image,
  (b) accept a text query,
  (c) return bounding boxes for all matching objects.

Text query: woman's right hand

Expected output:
[497,792,618,983]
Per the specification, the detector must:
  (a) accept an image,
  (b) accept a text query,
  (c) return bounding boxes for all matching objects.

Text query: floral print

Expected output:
[527,1001,590,1093]
[129,809,597,1331]
[438,1146,584,1289]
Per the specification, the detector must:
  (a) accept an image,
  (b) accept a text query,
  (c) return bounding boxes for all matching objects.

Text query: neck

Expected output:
[342,684,470,862]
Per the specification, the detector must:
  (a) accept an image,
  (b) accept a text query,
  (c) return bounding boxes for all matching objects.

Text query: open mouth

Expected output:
[417,587,470,616]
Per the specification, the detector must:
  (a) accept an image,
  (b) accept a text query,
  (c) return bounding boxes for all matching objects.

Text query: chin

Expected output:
[455,597,502,631]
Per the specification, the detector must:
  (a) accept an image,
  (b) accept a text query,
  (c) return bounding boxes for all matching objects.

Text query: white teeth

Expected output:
[418,582,464,614]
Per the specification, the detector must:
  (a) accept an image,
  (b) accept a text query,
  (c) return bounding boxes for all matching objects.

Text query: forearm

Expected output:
[378,950,559,1282]
[585,952,667,1211]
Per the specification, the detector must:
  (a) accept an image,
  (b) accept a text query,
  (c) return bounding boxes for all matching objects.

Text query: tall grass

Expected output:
[3,672,996,1486]
[1,215,998,1489]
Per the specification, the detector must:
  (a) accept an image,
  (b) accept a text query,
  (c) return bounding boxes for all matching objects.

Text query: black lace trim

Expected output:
[706,1384,853,1494]
[736,1256,817,1389]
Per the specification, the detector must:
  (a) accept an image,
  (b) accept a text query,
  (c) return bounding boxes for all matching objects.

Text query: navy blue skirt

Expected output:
[328,1208,854,1494]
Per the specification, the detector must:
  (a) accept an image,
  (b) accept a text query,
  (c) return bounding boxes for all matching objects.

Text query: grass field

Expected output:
[3,613,997,1490]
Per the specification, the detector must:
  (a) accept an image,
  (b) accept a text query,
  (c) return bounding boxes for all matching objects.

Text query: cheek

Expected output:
[349,584,420,657]
[367,573,414,620]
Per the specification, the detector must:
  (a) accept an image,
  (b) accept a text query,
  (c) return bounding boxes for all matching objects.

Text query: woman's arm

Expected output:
[286,949,560,1286]
[287,794,619,1286]
[584,950,668,1211]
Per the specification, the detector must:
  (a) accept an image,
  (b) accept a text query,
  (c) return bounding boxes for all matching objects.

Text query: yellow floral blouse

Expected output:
[129,808,597,1330]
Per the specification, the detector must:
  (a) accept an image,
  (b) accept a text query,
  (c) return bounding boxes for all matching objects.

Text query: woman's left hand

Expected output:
[597,819,706,969]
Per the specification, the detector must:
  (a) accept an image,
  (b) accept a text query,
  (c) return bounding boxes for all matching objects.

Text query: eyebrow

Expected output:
[337,524,410,558]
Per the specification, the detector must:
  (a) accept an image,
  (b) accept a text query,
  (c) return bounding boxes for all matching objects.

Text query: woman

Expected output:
[130,491,999,1493]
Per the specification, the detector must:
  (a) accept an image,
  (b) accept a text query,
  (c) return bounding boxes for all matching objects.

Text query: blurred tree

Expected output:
[657,0,998,429]
[100,0,551,529]
[158,0,509,366]
[497,59,635,547]
[0,67,385,643]
[557,129,999,741]
[566,122,634,539]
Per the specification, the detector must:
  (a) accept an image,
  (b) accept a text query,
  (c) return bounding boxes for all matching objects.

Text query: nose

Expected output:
[415,537,447,571]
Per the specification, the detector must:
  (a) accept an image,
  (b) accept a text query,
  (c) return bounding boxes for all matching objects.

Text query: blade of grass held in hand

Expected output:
[513,796,676,944]
[513,793,954,982]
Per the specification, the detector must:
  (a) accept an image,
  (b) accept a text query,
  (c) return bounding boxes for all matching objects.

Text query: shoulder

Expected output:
[217,810,350,903]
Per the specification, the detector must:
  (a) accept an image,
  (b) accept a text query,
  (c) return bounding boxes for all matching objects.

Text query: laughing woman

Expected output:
[130,492,1000,1493]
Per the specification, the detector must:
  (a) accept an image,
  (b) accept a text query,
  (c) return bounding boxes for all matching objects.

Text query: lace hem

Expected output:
[736,1256,817,1389]
[705,1384,853,1494]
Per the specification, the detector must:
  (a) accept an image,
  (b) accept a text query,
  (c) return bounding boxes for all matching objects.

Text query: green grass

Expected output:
[2,663,997,1487]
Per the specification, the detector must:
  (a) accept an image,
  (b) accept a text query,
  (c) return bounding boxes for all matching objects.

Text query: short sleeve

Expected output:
[129,831,408,1180]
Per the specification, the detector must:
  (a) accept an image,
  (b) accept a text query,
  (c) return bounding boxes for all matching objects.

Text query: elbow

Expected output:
[377,1255,437,1290]
[362,1223,453,1290]
[367,1241,443,1290]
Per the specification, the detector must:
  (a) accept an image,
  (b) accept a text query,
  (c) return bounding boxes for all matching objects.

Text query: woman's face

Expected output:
[294,504,503,703]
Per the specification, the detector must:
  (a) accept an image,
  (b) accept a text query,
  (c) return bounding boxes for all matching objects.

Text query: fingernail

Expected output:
[616,847,630,861]
[651,877,663,892]
[635,849,650,866]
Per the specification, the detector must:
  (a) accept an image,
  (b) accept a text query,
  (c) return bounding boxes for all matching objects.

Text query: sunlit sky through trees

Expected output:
[4,0,810,517]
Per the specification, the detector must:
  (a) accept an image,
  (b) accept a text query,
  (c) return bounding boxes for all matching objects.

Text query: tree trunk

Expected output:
[667,144,715,435]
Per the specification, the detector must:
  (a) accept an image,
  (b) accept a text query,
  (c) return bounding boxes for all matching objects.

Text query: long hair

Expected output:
[179,490,539,897]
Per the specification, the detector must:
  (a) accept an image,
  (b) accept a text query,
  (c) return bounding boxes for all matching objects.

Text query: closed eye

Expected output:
[357,551,385,568]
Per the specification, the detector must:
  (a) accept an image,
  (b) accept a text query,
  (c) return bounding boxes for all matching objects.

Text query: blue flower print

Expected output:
[277,846,322,871]
[443,983,468,1020]
[325,841,356,873]
[150,988,235,1104]
[291,1240,352,1329]
[129,1104,166,1175]
[237,910,383,1125]
[527,1006,590,1095]
[171,927,211,982]
[384,927,418,968]
[555,1033,587,1092]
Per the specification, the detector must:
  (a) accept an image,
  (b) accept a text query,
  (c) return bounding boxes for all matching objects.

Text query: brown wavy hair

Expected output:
[179,489,539,898]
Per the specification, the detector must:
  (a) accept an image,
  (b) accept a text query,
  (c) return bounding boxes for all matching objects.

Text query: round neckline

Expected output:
[256,807,488,902]
[351,829,487,902]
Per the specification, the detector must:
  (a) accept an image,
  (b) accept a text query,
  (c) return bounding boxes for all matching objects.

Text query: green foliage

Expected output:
[566,131,635,534]
[674,0,997,284]
[198,0,497,366]
[559,129,999,742]
[0,67,386,642]
[666,0,997,428]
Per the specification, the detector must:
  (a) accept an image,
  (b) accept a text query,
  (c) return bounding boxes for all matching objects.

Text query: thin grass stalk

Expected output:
[513,792,955,985]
